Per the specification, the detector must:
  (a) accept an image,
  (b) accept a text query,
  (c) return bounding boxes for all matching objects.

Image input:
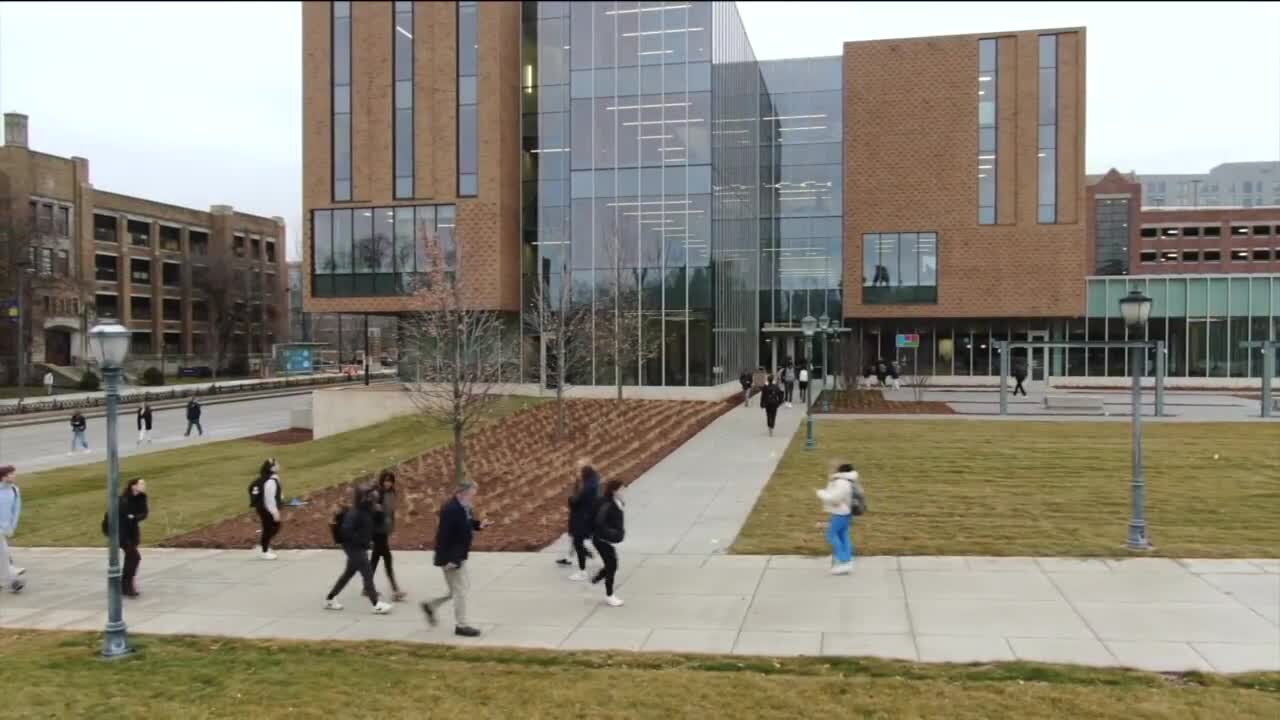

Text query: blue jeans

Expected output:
[826,513,853,564]
[71,429,89,451]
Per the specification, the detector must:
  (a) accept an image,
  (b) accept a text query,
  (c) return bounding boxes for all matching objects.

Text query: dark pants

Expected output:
[784,381,794,402]
[328,544,378,605]
[122,543,141,594]
[742,386,751,406]
[369,533,400,592]
[765,406,778,430]
[185,420,203,436]
[592,540,619,596]
[572,534,591,571]
[799,382,809,402]
[257,509,279,552]
[1014,378,1027,396]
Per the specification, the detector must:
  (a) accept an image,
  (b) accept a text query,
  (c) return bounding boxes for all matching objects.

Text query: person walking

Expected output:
[798,365,810,404]
[0,466,24,594]
[422,480,491,637]
[184,397,203,437]
[738,369,753,407]
[43,371,54,396]
[69,411,89,454]
[565,460,600,581]
[590,479,626,607]
[324,484,393,614]
[875,360,889,388]
[369,470,406,601]
[761,374,784,437]
[889,360,902,391]
[249,458,283,560]
[782,363,796,407]
[1012,360,1028,397]
[136,400,153,446]
[103,477,149,597]
[816,463,865,575]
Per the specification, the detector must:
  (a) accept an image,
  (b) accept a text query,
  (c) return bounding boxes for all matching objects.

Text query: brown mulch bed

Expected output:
[814,390,955,415]
[249,428,314,445]
[164,398,732,552]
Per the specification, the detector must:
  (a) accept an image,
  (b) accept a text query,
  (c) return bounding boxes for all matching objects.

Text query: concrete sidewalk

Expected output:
[0,548,1275,673]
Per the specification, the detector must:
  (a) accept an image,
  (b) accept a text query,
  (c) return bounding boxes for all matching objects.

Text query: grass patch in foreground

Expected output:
[734,419,1280,557]
[1,631,1276,720]
[15,396,539,547]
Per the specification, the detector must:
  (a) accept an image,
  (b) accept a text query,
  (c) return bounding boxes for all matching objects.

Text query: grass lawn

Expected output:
[734,419,1280,557]
[15,396,539,547]
[1,632,1275,720]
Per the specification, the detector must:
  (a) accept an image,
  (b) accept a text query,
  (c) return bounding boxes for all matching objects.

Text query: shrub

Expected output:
[141,367,165,386]
[78,370,101,391]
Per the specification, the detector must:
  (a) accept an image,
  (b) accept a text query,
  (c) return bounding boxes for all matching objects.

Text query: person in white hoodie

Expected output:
[0,465,25,593]
[816,463,865,575]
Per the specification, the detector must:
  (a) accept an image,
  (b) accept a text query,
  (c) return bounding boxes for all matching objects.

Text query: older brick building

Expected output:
[0,113,288,381]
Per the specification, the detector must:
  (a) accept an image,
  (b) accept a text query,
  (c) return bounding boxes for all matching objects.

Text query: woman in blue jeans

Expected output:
[816,463,865,575]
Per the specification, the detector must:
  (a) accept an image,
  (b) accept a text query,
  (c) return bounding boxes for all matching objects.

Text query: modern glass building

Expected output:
[520,0,768,387]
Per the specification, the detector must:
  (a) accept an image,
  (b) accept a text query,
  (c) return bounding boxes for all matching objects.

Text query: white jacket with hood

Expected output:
[817,470,864,516]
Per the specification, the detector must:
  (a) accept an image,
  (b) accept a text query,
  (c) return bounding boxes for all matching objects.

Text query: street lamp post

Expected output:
[89,321,133,659]
[817,315,831,412]
[802,315,817,449]
[1119,290,1153,551]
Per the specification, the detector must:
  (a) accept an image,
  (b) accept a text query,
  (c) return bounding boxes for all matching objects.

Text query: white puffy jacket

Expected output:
[817,471,864,516]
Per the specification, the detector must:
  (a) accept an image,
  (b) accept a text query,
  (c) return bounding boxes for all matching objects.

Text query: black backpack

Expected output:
[329,508,350,545]
[248,477,264,508]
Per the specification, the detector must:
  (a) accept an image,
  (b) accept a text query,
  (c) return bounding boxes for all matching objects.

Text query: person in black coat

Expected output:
[590,479,626,607]
[116,477,148,597]
[325,483,392,614]
[422,480,491,637]
[761,374,784,436]
[185,397,203,437]
[738,370,752,407]
[564,461,600,580]
[70,411,89,453]
[136,401,153,446]
[1013,360,1029,397]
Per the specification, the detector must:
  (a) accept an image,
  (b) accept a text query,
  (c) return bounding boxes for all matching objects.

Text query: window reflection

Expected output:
[862,232,938,304]
[311,204,457,297]
[977,38,997,224]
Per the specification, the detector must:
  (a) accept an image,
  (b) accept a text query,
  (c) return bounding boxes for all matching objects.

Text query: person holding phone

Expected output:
[422,480,491,637]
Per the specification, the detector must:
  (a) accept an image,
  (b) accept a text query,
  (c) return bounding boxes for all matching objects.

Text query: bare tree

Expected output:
[193,251,246,379]
[524,261,593,440]
[592,231,662,401]
[907,349,931,402]
[401,237,514,486]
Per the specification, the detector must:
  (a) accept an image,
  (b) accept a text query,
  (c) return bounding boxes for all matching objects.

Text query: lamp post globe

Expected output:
[89,319,133,659]
[801,315,817,338]
[1119,289,1152,329]
[88,321,131,369]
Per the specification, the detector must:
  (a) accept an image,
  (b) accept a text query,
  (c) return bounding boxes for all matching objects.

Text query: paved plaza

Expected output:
[2,405,1276,673]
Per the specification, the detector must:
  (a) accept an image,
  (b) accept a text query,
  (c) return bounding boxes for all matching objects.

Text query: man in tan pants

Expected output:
[422,480,490,637]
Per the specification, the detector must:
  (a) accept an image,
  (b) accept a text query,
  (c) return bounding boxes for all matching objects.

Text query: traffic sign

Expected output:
[896,333,919,349]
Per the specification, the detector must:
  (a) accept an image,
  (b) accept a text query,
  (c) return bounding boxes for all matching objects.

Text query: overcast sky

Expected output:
[2,1,1278,260]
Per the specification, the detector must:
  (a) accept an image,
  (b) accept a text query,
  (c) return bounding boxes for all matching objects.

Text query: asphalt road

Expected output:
[0,393,313,473]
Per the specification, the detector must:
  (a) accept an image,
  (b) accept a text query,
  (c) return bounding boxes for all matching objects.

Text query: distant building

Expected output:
[1089,162,1280,208]
[0,113,288,380]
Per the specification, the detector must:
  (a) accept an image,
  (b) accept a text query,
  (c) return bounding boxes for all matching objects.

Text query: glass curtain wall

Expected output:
[522,1,765,387]
[758,57,842,337]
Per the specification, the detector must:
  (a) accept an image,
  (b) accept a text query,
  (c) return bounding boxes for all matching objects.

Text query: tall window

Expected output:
[333,0,353,201]
[1038,34,1058,224]
[977,39,997,225]
[311,204,457,298]
[457,0,478,196]
[1093,198,1130,276]
[394,1,414,198]
[862,232,939,305]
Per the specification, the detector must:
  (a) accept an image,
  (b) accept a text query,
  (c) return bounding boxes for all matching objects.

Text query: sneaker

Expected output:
[9,580,24,594]
[568,571,588,581]
[830,563,852,576]
[371,601,393,615]
[420,601,438,627]
[392,590,408,602]
[259,551,278,561]
[455,625,481,637]
[605,595,625,607]
[324,598,343,611]
[555,558,572,566]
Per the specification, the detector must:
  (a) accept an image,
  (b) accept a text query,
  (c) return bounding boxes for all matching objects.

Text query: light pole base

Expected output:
[804,415,816,450]
[101,623,132,660]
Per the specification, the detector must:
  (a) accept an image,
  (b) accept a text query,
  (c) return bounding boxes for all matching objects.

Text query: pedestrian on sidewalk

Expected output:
[761,374,784,436]
[590,479,626,607]
[324,483,393,614]
[781,363,795,407]
[369,470,406,601]
[43,371,54,396]
[69,411,89,454]
[738,369,753,407]
[1012,360,1028,397]
[249,458,283,560]
[136,399,153,446]
[0,465,25,594]
[751,366,767,401]
[102,477,149,597]
[565,460,600,581]
[422,480,491,637]
[889,361,901,390]
[185,397,203,437]
[816,463,865,575]
[798,365,810,403]
[875,360,888,388]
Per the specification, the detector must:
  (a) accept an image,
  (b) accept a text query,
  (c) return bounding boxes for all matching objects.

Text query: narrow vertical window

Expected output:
[333,1,352,201]
[394,1,414,198]
[977,38,997,225]
[1038,34,1058,224]
[457,0,478,196]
